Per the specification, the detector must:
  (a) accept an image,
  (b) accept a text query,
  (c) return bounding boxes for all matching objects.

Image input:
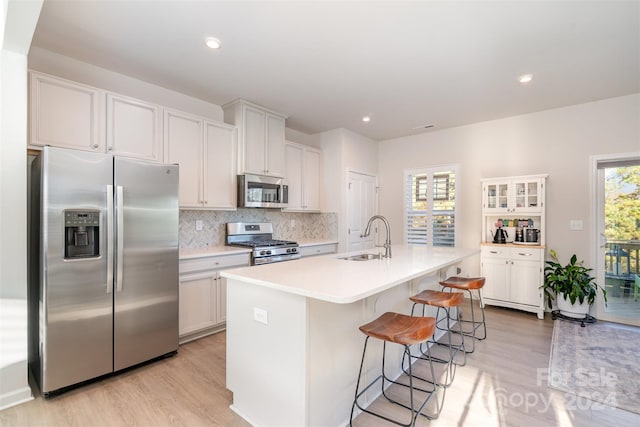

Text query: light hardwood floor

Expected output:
[2,306,639,426]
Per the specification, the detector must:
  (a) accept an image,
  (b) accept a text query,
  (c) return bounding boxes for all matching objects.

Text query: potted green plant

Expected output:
[541,249,607,318]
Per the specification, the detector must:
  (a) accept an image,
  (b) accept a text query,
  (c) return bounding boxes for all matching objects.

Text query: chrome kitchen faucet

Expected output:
[361,215,392,258]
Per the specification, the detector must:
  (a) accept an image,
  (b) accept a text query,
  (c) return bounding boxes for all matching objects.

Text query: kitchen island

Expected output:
[221,245,478,426]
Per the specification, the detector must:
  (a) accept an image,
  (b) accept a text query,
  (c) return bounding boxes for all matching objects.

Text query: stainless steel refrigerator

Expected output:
[29,146,179,396]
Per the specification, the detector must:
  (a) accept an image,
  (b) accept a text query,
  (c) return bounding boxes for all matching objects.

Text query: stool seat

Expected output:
[410,290,464,308]
[439,276,487,353]
[439,276,485,290]
[359,312,436,346]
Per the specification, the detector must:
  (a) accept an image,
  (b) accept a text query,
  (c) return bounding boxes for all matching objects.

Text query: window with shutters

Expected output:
[405,166,457,247]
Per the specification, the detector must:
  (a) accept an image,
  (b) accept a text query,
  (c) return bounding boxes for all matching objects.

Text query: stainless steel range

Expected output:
[226,222,300,265]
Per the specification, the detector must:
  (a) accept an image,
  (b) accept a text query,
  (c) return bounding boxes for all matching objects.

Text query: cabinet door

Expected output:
[242,105,267,175]
[106,93,162,161]
[510,250,543,306]
[303,148,321,211]
[164,110,203,207]
[265,113,285,177]
[179,273,217,336]
[204,121,237,209]
[285,143,304,210]
[483,182,510,213]
[513,179,542,213]
[30,71,104,152]
[481,249,510,300]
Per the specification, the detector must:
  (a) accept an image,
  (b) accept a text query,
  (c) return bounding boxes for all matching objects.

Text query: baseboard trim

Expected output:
[0,386,33,411]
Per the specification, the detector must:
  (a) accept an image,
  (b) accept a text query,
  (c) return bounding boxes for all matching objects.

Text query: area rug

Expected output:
[548,319,640,414]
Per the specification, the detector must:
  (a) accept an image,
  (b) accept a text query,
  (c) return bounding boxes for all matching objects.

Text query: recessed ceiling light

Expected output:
[518,74,533,84]
[205,37,221,49]
[362,116,371,123]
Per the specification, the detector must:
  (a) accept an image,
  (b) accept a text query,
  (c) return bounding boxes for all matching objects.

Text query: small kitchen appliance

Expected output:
[237,174,288,208]
[492,227,508,244]
[226,222,300,265]
[525,228,540,243]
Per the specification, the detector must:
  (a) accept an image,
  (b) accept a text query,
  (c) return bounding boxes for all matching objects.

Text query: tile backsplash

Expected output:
[179,209,338,248]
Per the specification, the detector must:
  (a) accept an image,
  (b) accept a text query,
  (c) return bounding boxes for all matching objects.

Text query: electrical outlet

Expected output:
[196,220,204,231]
[290,219,296,228]
[254,308,268,325]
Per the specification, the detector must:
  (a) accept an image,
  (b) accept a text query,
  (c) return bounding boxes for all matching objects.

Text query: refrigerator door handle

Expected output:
[106,185,114,293]
[116,185,124,292]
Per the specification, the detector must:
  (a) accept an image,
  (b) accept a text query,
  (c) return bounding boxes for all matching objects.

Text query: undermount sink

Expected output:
[341,253,381,261]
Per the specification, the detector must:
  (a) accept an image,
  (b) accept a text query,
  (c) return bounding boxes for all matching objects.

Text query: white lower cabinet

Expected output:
[178,252,249,343]
[480,245,544,319]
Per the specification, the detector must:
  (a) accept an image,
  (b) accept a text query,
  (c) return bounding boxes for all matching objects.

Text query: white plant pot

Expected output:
[556,295,590,318]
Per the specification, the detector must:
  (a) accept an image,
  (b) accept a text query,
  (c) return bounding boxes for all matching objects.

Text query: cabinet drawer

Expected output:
[481,246,509,259]
[299,243,337,257]
[510,248,542,261]
[180,252,250,275]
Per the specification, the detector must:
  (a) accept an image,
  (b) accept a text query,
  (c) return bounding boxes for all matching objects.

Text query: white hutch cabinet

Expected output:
[480,174,548,319]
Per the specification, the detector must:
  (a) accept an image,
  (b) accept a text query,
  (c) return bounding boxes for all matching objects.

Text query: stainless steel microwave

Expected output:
[238,174,288,208]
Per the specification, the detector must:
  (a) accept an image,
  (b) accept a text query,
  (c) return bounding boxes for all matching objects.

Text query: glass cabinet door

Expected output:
[485,182,510,211]
[513,179,541,212]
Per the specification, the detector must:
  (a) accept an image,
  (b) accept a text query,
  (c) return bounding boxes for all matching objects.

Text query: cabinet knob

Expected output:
[108,146,113,151]
[93,144,99,149]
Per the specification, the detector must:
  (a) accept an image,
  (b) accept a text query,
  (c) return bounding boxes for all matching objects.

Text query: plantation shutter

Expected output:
[405,166,457,247]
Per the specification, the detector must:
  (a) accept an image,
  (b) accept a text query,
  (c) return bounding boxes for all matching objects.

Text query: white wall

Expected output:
[1,0,42,410]
[378,94,640,275]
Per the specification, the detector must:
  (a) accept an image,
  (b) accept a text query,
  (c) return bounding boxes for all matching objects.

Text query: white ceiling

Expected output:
[30,0,640,141]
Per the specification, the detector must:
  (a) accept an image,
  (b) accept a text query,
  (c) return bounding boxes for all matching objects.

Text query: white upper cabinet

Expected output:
[30,71,104,152]
[106,93,162,162]
[203,121,237,209]
[164,109,237,209]
[164,110,203,207]
[223,99,287,177]
[284,141,321,212]
[482,175,545,214]
[265,112,285,176]
[30,71,163,162]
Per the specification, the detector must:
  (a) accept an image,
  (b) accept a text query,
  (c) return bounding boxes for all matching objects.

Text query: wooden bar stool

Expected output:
[350,312,441,426]
[439,276,487,353]
[407,290,466,387]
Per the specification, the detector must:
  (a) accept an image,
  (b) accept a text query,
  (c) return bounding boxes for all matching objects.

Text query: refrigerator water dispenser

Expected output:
[64,210,100,259]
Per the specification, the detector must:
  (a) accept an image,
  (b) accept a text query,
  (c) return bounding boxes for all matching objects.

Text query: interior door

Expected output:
[113,157,179,370]
[347,171,378,252]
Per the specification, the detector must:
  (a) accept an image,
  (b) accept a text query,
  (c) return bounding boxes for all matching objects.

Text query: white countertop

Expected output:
[221,245,479,304]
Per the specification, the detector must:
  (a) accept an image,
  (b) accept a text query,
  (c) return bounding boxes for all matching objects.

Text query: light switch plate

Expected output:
[195,220,204,231]
[569,219,583,230]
